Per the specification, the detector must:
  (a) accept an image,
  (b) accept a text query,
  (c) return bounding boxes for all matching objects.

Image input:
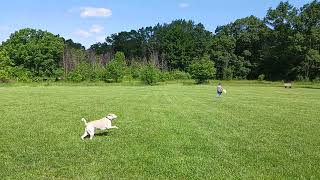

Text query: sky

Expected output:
[0,0,312,48]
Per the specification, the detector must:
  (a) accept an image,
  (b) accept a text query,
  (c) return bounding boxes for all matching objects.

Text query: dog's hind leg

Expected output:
[86,127,95,140]
[81,131,88,140]
[89,132,94,140]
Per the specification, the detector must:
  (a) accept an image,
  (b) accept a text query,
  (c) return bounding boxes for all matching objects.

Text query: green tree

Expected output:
[89,42,113,55]
[153,20,213,70]
[67,62,92,82]
[296,0,320,80]
[140,64,160,85]
[211,34,250,80]
[109,30,144,60]
[0,49,14,69]
[64,39,85,50]
[300,49,320,79]
[188,54,215,83]
[1,28,64,78]
[0,49,14,82]
[262,1,300,80]
[215,16,269,79]
[63,39,87,76]
[106,52,127,82]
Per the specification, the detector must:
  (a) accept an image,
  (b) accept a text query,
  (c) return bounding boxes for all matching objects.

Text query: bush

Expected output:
[0,49,13,83]
[159,71,173,82]
[170,70,191,80]
[258,74,265,81]
[0,70,10,83]
[51,68,64,81]
[105,52,126,82]
[90,64,105,82]
[188,54,215,83]
[67,63,91,82]
[68,71,84,82]
[313,77,320,83]
[11,66,32,82]
[67,63,106,82]
[140,64,159,85]
[155,70,191,82]
[128,65,141,79]
[297,75,309,82]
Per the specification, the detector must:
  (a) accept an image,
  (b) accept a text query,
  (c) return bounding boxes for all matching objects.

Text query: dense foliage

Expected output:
[67,63,105,82]
[140,64,160,85]
[1,1,320,83]
[105,52,126,82]
[1,28,64,79]
[188,54,216,83]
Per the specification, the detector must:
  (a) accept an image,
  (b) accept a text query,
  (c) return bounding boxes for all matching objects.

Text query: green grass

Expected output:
[0,83,319,179]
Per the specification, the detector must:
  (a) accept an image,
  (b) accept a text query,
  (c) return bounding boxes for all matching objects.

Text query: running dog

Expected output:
[81,113,118,140]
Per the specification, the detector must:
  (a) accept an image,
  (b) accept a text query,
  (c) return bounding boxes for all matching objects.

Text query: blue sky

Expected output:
[0,0,312,48]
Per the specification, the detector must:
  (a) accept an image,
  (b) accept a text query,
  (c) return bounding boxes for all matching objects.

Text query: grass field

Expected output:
[0,83,320,179]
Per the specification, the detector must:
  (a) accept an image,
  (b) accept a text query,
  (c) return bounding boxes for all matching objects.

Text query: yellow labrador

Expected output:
[81,113,118,140]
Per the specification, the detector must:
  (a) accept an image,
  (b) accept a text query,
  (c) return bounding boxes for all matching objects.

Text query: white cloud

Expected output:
[75,25,105,39]
[179,3,189,8]
[80,7,112,17]
[75,29,92,38]
[90,24,104,33]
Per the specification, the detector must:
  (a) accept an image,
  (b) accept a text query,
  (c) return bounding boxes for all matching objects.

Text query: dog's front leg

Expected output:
[108,126,118,129]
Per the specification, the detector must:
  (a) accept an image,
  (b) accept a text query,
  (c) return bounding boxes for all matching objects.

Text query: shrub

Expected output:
[188,54,215,83]
[0,70,10,83]
[297,75,309,82]
[129,65,141,79]
[159,71,174,82]
[258,74,265,81]
[67,63,106,82]
[105,52,126,82]
[32,76,43,82]
[67,63,91,82]
[90,64,105,82]
[140,64,159,85]
[52,68,64,81]
[170,70,191,80]
[68,71,84,82]
[11,66,32,82]
[157,70,191,82]
[313,77,320,83]
[0,49,13,83]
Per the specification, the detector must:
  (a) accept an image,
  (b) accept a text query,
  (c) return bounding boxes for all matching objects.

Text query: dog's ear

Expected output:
[106,114,113,120]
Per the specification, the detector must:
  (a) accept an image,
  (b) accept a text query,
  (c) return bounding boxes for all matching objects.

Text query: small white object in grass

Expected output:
[223,89,227,94]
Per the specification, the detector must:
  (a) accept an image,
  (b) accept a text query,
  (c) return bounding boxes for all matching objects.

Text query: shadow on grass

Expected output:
[94,131,110,137]
[82,131,110,139]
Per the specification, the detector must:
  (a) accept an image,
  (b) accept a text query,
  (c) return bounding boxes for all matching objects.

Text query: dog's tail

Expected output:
[81,118,87,126]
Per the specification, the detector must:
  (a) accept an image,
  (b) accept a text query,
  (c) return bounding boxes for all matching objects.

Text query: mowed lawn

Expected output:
[0,83,319,179]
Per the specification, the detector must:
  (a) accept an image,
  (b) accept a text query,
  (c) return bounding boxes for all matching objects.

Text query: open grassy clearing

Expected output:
[0,83,319,179]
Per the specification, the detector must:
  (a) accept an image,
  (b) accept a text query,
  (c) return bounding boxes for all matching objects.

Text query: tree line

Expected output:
[1,1,320,83]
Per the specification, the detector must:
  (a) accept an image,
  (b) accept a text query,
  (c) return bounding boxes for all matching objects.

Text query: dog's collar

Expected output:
[106,116,112,121]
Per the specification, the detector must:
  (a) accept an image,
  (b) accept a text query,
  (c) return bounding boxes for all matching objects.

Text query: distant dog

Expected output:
[81,113,118,140]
